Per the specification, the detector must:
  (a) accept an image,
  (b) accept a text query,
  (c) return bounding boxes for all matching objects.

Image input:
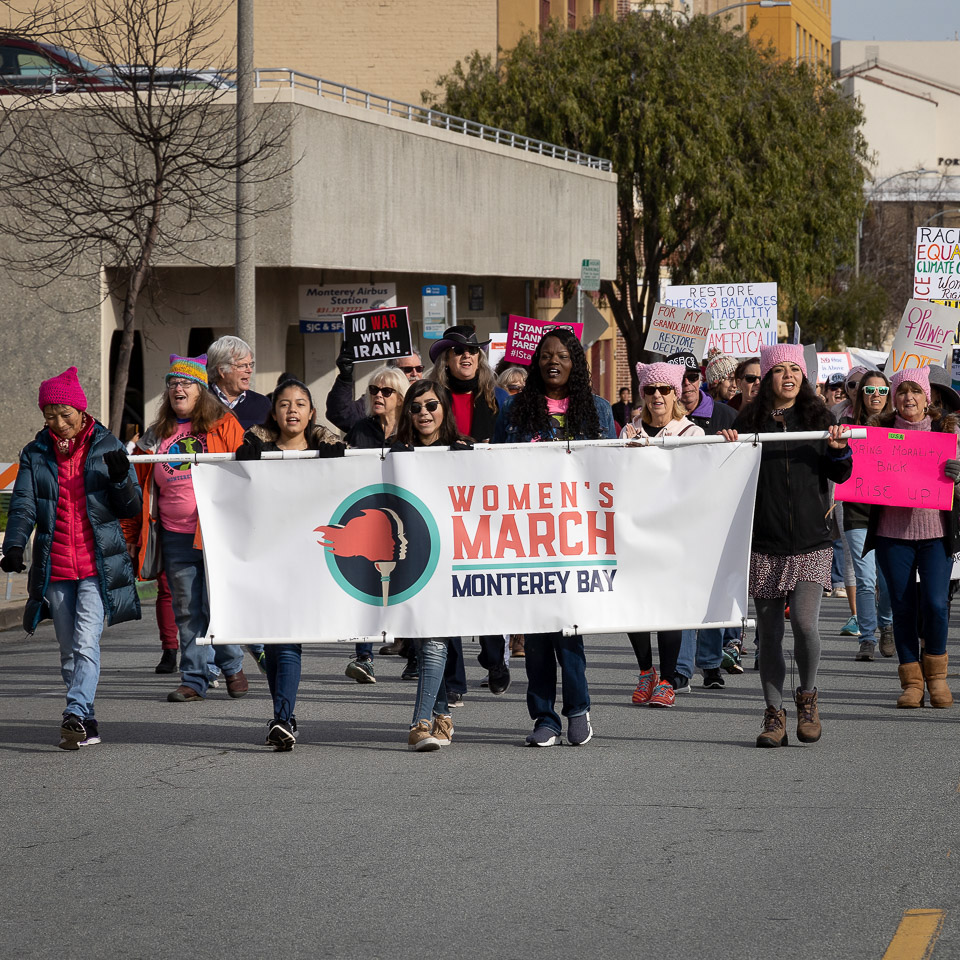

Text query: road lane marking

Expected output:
[883,909,946,960]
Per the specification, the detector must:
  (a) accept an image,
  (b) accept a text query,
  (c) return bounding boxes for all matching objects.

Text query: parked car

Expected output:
[0,37,125,94]
[116,66,235,90]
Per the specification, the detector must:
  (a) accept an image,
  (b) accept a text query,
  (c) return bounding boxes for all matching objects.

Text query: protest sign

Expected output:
[914,227,960,302]
[644,302,711,358]
[193,441,761,643]
[660,283,778,358]
[816,352,852,384]
[341,306,413,363]
[834,426,957,512]
[503,315,584,366]
[299,283,396,334]
[953,346,960,391]
[487,332,508,370]
[886,299,956,373]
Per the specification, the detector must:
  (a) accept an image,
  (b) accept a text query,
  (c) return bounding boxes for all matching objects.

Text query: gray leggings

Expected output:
[754,579,823,708]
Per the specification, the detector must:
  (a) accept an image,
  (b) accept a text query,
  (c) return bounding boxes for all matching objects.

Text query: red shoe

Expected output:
[784,605,791,620]
[632,668,658,704]
[647,680,676,708]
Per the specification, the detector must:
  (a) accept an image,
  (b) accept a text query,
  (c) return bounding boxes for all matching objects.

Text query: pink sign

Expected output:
[834,426,957,511]
[503,315,584,366]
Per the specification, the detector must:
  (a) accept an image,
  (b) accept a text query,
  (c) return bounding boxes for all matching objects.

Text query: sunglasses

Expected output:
[682,371,701,383]
[741,374,761,384]
[399,365,424,374]
[452,344,480,356]
[368,385,396,398]
[863,385,889,396]
[846,380,860,391]
[411,400,440,414]
[642,385,674,397]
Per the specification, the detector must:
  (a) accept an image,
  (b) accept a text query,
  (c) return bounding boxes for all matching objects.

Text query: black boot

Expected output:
[155,649,178,674]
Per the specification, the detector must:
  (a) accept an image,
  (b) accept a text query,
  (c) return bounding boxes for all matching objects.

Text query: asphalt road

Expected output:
[1,597,958,960]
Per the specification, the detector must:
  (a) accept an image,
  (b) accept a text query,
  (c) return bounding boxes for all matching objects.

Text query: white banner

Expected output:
[192,442,761,643]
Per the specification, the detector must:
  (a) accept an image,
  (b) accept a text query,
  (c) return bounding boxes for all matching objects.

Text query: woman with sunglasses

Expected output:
[728,357,761,412]
[837,371,895,661]
[621,363,704,705]
[864,367,960,710]
[497,366,527,397]
[493,328,617,746]
[391,380,473,749]
[721,344,852,748]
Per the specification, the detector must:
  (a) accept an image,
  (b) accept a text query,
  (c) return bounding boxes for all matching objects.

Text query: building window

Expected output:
[594,0,601,17]
[541,0,551,34]
[795,23,800,62]
[568,0,576,29]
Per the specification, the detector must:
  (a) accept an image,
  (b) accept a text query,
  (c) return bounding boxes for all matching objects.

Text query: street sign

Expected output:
[422,284,447,340]
[552,295,609,348]
[580,259,601,292]
[300,319,343,334]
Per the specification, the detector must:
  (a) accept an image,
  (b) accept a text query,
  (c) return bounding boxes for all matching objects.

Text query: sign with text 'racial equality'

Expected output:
[660,283,778,358]
[341,306,413,363]
[914,227,960,303]
[644,302,711,359]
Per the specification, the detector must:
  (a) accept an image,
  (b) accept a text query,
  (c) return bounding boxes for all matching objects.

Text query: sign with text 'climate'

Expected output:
[914,227,960,302]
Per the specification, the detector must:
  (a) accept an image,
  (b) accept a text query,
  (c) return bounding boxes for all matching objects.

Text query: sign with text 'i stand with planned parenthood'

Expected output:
[342,307,413,362]
[660,283,778,358]
[299,283,397,334]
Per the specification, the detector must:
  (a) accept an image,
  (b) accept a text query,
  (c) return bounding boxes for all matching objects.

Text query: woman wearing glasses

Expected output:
[728,357,762,412]
[837,371,895,661]
[123,355,248,704]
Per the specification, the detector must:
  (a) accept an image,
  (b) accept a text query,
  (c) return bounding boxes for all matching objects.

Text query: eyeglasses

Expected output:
[231,360,255,371]
[410,400,440,413]
[167,379,196,390]
[682,372,701,383]
[741,374,761,384]
[452,344,479,356]
[863,385,889,396]
[398,365,424,374]
[642,385,674,397]
[368,385,396,398]
[846,380,860,391]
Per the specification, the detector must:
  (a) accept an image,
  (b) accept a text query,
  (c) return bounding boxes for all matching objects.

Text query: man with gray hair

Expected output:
[206,335,272,429]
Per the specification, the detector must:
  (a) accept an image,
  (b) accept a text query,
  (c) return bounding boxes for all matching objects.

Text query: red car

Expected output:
[0,37,125,94]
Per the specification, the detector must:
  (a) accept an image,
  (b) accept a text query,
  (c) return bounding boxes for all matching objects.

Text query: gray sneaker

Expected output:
[525,725,559,747]
[855,640,875,662]
[345,656,376,684]
[878,626,895,658]
[567,712,593,746]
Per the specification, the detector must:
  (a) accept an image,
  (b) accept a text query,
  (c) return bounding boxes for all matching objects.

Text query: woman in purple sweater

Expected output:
[867,367,960,709]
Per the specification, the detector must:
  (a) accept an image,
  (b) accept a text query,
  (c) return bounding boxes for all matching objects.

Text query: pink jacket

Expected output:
[619,416,705,440]
[49,421,98,582]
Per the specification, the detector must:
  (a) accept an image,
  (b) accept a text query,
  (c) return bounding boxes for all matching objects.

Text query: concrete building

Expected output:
[0,82,616,460]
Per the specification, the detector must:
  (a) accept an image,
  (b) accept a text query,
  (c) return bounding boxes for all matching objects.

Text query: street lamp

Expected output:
[855,168,939,278]
[708,1,791,16]
[919,209,960,228]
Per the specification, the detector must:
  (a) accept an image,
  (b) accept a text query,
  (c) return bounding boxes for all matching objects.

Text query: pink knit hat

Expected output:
[38,366,87,412]
[638,361,684,397]
[889,366,931,403]
[760,344,807,380]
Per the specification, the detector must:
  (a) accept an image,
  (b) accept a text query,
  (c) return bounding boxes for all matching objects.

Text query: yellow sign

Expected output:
[932,299,960,308]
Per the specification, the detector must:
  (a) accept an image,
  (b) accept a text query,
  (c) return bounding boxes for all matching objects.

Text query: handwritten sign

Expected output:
[914,227,960,301]
[816,352,851,384]
[503,315,584,366]
[341,306,413,362]
[834,426,957,511]
[886,299,957,373]
[660,282,777,358]
[644,302,711,358]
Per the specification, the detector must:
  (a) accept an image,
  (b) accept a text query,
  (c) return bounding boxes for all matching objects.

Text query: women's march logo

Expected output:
[315,484,439,606]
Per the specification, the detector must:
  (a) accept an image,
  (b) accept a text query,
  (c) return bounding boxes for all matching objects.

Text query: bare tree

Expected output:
[0,0,292,432]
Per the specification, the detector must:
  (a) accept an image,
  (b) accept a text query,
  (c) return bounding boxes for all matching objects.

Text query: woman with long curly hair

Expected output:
[493,329,617,747]
[722,344,852,749]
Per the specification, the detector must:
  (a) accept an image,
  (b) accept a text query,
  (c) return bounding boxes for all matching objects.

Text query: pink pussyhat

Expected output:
[38,366,88,412]
[889,366,931,403]
[759,344,807,380]
[638,361,684,397]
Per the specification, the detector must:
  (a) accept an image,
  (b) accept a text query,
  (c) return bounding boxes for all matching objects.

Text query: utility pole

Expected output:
[236,0,256,381]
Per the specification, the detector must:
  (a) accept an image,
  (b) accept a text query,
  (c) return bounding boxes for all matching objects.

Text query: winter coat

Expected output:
[49,418,98,582]
[448,384,510,443]
[240,422,346,456]
[690,389,737,435]
[733,404,853,556]
[324,375,367,434]
[492,395,618,443]
[619,416,705,440]
[211,386,272,430]
[345,416,391,450]
[2,420,142,633]
[122,412,244,579]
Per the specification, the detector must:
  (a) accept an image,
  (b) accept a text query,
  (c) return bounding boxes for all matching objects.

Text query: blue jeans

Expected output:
[524,631,589,734]
[874,536,951,663]
[355,642,373,658]
[161,527,243,694]
[47,577,105,721]
[412,638,452,725]
[445,636,467,695]
[264,644,302,723]
[844,527,893,640]
[696,628,723,670]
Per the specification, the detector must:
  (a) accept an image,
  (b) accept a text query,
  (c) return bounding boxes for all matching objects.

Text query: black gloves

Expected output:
[450,439,474,451]
[103,449,130,483]
[945,459,960,483]
[235,438,262,461]
[316,441,346,459]
[0,547,25,573]
[336,341,355,381]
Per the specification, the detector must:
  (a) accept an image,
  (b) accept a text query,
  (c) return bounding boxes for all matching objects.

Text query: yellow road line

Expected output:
[883,910,946,960]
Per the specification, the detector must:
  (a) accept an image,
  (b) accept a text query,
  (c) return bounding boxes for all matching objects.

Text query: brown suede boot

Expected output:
[756,705,788,748]
[896,661,925,708]
[794,687,822,743]
[921,653,954,708]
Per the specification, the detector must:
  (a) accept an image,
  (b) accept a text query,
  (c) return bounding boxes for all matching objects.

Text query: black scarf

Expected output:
[448,374,497,441]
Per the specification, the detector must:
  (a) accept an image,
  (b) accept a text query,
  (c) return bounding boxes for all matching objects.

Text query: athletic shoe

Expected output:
[855,640,875,662]
[345,656,377,684]
[722,647,744,675]
[59,714,86,751]
[878,626,895,658]
[784,605,790,621]
[255,650,268,675]
[632,667,657,704]
[155,649,178,674]
[431,714,453,746]
[703,668,725,689]
[168,685,203,702]
[408,719,441,752]
[840,616,861,637]
[567,712,593,746]
[525,725,559,747]
[488,663,511,696]
[832,586,848,599]
[671,675,692,694]
[480,675,489,688]
[647,681,676,708]
[265,719,297,751]
[448,692,465,708]
[400,660,419,681]
[78,718,101,747]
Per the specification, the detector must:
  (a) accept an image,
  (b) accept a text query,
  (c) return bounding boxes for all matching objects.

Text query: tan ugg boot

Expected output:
[794,688,822,743]
[896,661,925,708]
[921,653,954,708]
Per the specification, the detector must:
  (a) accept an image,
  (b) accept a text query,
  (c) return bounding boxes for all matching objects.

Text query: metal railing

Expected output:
[249,67,613,172]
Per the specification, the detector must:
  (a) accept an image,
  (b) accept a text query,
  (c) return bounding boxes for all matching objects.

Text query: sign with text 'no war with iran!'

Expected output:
[342,306,413,362]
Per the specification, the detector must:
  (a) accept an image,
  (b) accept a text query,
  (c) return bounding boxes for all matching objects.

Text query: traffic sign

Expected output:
[580,259,601,292]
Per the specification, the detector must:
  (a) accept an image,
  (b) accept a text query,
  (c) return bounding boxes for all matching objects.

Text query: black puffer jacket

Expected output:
[734,405,853,556]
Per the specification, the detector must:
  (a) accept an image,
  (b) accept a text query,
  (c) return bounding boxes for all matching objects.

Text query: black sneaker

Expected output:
[703,668,725,689]
[400,659,419,681]
[488,663,511,696]
[155,649,178,674]
[78,718,101,746]
[265,719,297,751]
[59,714,86,751]
[671,675,692,694]
[448,692,465,708]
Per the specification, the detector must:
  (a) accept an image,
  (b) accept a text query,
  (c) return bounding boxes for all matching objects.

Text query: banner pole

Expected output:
[562,619,756,637]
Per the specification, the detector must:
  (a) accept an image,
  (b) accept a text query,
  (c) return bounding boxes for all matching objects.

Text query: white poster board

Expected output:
[644,302,711,358]
[816,352,852,384]
[914,227,960,302]
[886,299,957,373]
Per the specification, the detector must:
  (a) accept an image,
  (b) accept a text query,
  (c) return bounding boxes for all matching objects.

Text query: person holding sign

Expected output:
[722,344,852,748]
[493,329,617,747]
[866,367,960,710]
